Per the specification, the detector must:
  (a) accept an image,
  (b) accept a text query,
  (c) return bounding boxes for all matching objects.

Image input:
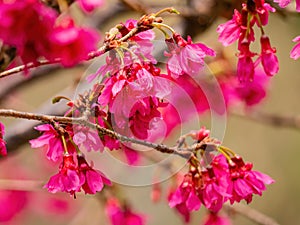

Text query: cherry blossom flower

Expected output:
[254,1,276,26]
[235,70,270,106]
[166,34,215,78]
[30,124,74,162]
[48,17,100,67]
[237,41,256,82]
[228,155,274,204]
[30,124,64,162]
[105,197,146,225]
[45,154,84,195]
[273,0,300,11]
[168,173,201,222]
[290,36,300,60]
[77,0,104,13]
[202,212,231,225]
[77,155,111,194]
[260,35,279,76]
[0,0,57,63]
[217,10,242,46]
[0,122,7,156]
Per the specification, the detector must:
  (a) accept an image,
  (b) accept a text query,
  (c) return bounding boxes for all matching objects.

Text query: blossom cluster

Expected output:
[0,2,286,224]
[0,0,100,67]
[168,149,274,223]
[217,0,279,82]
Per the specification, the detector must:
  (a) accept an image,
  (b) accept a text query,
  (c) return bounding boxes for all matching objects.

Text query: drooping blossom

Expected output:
[77,155,111,194]
[202,212,232,225]
[228,155,274,204]
[48,17,100,67]
[165,33,215,78]
[254,1,276,26]
[235,70,270,106]
[290,36,300,60]
[30,124,74,162]
[273,0,300,12]
[199,155,231,212]
[77,0,104,13]
[217,10,242,46]
[105,197,146,225]
[45,154,84,195]
[0,122,7,156]
[237,41,256,82]
[168,173,202,222]
[0,0,57,63]
[260,35,279,76]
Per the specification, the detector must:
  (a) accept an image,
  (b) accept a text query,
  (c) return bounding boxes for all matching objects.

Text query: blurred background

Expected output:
[0,0,300,224]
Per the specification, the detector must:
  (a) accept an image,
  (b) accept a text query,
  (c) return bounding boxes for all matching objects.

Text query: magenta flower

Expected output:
[290,36,300,60]
[217,10,242,46]
[273,0,300,11]
[168,173,201,222]
[77,0,104,13]
[260,35,279,76]
[228,155,274,204]
[254,1,276,26]
[49,17,100,67]
[105,197,146,225]
[45,155,84,195]
[199,155,231,212]
[0,0,57,63]
[77,155,111,194]
[235,70,270,106]
[202,212,232,225]
[30,124,64,162]
[0,122,7,156]
[166,34,215,78]
[237,41,256,82]
[73,126,104,152]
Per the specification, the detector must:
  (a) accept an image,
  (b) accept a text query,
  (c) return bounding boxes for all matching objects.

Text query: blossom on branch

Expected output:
[290,36,300,60]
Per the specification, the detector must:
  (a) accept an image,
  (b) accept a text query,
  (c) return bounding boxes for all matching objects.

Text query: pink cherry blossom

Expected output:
[228,155,274,204]
[77,0,104,13]
[273,0,300,11]
[48,17,100,67]
[290,36,300,60]
[260,35,279,76]
[254,1,276,26]
[0,122,7,156]
[217,10,242,46]
[166,33,215,78]
[30,124,64,162]
[237,41,256,82]
[202,212,232,225]
[168,173,201,222]
[199,155,231,212]
[77,155,111,194]
[235,70,270,106]
[105,197,146,225]
[45,155,84,196]
[0,0,57,63]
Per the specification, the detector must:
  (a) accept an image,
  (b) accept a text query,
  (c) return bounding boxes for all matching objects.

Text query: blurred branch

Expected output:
[232,110,300,130]
[224,203,280,225]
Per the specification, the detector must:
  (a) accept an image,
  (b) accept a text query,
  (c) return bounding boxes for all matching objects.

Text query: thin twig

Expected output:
[0,109,193,159]
[224,203,280,225]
